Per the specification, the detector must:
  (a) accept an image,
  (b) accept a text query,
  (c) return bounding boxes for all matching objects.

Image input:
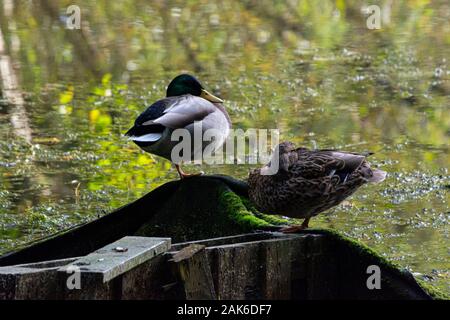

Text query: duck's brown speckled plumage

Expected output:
[248,142,386,228]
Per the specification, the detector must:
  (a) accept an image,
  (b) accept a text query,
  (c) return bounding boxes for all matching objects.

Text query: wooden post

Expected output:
[262,238,294,299]
[169,244,216,300]
[306,234,339,299]
[288,234,308,299]
[120,254,170,300]
[210,242,264,299]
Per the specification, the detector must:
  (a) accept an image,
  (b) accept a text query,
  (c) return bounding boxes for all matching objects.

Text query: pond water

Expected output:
[0,1,448,294]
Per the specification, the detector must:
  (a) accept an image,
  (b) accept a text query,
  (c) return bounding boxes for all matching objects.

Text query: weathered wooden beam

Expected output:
[262,238,293,299]
[205,234,308,300]
[0,257,79,300]
[170,232,284,251]
[168,244,216,300]
[58,236,171,283]
[306,234,339,299]
[120,254,170,300]
[57,236,171,300]
[209,242,264,299]
[1,230,439,300]
[288,234,308,299]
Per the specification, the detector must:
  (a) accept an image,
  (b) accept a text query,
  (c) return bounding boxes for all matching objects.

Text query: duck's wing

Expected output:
[125,94,216,143]
[124,99,168,142]
[294,148,386,183]
[315,148,374,157]
[292,149,366,183]
[149,94,216,129]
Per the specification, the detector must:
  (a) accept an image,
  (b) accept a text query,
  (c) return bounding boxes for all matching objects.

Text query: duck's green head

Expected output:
[166,74,223,103]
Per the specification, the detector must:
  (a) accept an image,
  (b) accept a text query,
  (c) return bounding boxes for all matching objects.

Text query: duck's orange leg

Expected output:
[175,164,204,179]
[280,217,311,233]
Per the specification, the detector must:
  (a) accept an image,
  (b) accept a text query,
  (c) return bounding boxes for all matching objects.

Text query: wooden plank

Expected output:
[121,254,170,300]
[209,242,263,299]
[58,237,170,283]
[203,235,305,300]
[306,234,339,299]
[288,234,308,299]
[60,274,119,300]
[169,244,216,300]
[262,238,293,299]
[0,257,78,300]
[170,232,282,251]
[199,234,308,300]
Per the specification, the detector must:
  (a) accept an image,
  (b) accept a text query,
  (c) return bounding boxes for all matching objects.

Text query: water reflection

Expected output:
[0,1,449,293]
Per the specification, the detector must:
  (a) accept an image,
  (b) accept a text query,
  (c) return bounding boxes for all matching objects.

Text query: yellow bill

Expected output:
[200,89,223,103]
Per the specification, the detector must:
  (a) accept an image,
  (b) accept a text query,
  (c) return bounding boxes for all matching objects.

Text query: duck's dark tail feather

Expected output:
[125,123,165,137]
[125,126,134,136]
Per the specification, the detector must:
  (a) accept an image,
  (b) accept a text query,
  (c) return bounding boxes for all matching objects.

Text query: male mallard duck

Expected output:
[248,141,386,232]
[125,74,231,179]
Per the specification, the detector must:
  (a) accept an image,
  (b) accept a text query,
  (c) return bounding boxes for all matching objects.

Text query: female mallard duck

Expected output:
[125,74,231,179]
[248,141,386,232]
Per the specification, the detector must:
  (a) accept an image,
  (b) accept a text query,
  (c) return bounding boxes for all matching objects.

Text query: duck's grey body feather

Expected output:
[126,94,230,163]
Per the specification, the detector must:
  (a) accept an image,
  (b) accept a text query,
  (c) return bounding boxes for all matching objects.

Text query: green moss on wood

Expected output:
[306,228,403,271]
[302,228,449,300]
[240,198,293,226]
[218,190,271,230]
[415,278,450,300]
[5,175,447,300]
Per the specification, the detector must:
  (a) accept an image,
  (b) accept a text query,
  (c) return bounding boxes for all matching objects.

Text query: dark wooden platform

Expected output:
[0,176,442,300]
[0,232,435,300]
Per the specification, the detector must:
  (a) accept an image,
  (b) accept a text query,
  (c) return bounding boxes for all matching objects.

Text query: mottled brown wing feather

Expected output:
[247,144,384,220]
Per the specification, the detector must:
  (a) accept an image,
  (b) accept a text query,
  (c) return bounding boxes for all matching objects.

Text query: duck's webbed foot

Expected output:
[175,164,204,179]
[280,217,310,233]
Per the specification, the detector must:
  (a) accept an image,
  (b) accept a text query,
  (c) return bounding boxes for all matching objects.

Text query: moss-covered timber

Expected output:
[133,176,278,239]
[0,175,446,299]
